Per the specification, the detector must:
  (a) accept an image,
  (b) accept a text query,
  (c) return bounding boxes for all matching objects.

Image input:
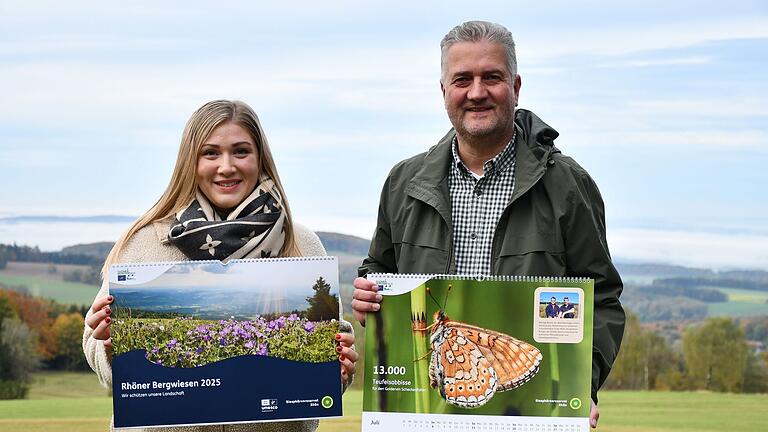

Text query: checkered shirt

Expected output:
[448,133,516,275]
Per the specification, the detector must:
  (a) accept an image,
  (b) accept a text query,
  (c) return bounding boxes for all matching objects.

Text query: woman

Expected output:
[83,100,357,432]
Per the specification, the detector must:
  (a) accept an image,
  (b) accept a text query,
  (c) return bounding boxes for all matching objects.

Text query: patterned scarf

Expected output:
[168,177,286,262]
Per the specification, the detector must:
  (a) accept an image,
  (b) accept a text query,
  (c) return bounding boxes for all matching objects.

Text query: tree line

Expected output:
[0,243,101,269]
[654,277,768,292]
[604,313,768,393]
[0,287,89,399]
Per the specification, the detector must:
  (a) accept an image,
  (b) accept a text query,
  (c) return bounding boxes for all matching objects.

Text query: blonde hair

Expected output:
[102,100,300,276]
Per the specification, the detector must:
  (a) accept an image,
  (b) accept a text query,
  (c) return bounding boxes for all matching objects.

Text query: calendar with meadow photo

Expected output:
[108,257,343,428]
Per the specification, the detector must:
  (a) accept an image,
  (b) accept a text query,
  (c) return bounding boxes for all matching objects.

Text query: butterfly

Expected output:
[419,285,543,409]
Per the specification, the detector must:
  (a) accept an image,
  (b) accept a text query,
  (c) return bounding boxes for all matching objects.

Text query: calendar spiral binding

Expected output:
[109,255,334,270]
[367,273,591,283]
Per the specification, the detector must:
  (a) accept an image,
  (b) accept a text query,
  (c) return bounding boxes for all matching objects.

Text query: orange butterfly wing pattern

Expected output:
[428,325,499,408]
[446,322,542,391]
[428,313,542,408]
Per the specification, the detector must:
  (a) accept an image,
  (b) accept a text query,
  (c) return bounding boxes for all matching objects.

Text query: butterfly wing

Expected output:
[429,324,498,408]
[446,322,542,391]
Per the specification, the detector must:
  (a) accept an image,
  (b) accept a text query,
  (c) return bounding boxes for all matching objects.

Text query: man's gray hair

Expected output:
[440,21,517,81]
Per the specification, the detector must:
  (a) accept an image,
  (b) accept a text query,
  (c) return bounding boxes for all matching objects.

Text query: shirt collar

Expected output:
[451,130,517,178]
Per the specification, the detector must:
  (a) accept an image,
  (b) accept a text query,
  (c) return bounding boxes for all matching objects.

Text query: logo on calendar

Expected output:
[260,398,278,412]
[115,269,135,282]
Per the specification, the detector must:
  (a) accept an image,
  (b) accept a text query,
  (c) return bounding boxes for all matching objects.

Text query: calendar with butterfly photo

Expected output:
[362,274,593,432]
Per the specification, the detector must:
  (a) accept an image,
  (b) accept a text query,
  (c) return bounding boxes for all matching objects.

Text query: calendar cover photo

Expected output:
[109,257,342,429]
[362,274,593,431]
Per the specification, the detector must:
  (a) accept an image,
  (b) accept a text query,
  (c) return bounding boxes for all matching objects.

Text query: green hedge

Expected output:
[0,380,29,399]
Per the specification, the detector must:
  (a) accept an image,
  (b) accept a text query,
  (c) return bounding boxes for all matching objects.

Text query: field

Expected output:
[0,262,93,281]
[0,372,765,431]
[707,287,768,317]
[0,262,99,306]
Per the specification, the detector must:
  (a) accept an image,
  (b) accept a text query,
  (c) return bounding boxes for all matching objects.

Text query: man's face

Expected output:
[550,298,557,304]
[441,40,521,143]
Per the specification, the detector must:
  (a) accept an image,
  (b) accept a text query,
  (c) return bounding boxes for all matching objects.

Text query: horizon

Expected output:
[1,215,766,271]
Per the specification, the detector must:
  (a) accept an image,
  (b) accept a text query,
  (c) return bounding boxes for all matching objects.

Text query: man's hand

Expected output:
[591,400,599,428]
[351,277,382,325]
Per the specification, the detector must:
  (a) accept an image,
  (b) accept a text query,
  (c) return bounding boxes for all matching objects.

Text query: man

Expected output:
[351,21,624,428]
[560,296,576,318]
[546,296,560,318]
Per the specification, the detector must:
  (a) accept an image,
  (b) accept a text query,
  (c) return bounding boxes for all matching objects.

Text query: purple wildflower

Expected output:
[257,343,268,356]
[166,339,178,349]
[275,316,286,329]
[304,321,315,332]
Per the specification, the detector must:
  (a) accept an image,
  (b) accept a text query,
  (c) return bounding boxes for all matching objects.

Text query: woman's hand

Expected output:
[351,277,382,326]
[336,332,358,386]
[85,295,114,351]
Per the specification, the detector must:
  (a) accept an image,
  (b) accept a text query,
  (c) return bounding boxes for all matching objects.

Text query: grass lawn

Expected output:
[598,390,766,432]
[0,274,98,306]
[1,372,765,432]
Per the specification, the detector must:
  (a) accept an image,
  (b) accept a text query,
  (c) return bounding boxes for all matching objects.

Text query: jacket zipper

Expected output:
[490,156,549,271]
[444,229,454,274]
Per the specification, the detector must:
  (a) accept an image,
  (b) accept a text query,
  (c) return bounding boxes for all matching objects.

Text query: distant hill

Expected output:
[615,262,715,278]
[4,232,371,289]
[44,233,371,269]
[316,232,370,256]
[315,232,370,285]
[62,242,114,261]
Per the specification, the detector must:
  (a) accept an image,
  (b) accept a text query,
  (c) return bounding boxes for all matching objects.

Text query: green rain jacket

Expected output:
[358,109,625,403]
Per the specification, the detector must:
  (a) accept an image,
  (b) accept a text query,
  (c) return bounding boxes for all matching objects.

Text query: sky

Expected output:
[1,1,767,269]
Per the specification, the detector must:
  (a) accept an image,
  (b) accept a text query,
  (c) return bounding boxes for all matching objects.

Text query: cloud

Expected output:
[610,228,768,270]
[597,56,712,68]
[628,98,768,117]
[0,37,184,56]
[518,16,768,63]
[566,129,768,150]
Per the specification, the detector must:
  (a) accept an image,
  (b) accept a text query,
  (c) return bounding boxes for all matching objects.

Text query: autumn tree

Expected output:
[0,319,40,399]
[683,317,748,392]
[51,313,88,370]
[605,313,678,390]
[2,290,56,360]
[0,295,12,342]
[305,277,339,321]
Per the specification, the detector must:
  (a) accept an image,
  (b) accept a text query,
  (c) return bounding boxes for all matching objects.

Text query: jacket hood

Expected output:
[514,108,560,160]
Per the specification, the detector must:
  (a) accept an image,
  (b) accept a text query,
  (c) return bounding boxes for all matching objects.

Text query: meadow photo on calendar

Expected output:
[108,257,343,428]
[362,274,594,429]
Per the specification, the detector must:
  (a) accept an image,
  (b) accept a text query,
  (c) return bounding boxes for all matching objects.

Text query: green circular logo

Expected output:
[569,398,582,410]
[321,396,334,409]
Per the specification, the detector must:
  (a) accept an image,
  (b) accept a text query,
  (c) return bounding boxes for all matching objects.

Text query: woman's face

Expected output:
[196,122,260,212]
